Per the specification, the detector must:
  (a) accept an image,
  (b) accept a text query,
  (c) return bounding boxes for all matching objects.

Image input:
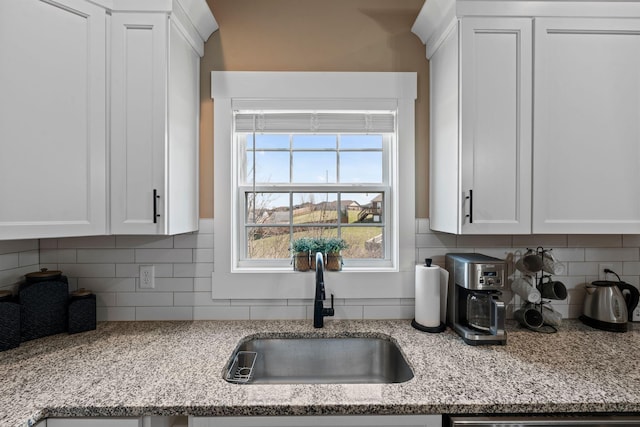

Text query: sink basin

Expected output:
[224,335,414,384]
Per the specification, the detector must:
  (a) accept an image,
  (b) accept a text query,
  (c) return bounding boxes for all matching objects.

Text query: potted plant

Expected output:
[291,237,314,271]
[322,237,347,271]
[292,237,348,271]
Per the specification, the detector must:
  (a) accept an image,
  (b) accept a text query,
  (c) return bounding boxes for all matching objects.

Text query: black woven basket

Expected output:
[19,277,69,342]
[0,298,20,351]
[68,293,96,334]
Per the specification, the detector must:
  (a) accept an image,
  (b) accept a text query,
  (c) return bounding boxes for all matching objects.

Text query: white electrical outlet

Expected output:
[598,263,614,281]
[140,265,155,289]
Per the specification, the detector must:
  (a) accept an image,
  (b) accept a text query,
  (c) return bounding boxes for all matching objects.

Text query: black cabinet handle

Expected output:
[153,189,160,224]
[465,190,473,224]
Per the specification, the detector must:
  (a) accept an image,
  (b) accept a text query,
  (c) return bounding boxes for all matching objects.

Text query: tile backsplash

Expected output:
[0,240,39,292]
[2,218,640,321]
[37,220,215,321]
[416,219,640,320]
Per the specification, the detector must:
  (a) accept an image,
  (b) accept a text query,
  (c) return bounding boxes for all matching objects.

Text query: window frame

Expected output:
[235,126,394,269]
[211,72,416,300]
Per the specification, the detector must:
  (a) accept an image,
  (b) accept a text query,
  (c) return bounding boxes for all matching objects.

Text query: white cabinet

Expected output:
[414,0,640,235]
[0,0,107,239]
[533,18,640,233]
[427,17,532,234]
[44,416,185,426]
[0,0,216,240]
[110,10,202,235]
[190,415,442,427]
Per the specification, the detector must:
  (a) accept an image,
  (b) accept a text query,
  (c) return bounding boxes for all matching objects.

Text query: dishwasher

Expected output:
[448,415,640,426]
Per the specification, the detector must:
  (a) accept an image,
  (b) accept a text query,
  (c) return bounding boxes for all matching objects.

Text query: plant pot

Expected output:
[325,253,343,271]
[293,252,310,272]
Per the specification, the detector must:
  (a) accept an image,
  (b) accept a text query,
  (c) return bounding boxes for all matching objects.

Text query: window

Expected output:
[212,72,416,300]
[235,111,395,268]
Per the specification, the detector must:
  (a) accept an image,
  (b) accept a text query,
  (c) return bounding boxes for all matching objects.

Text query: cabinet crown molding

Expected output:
[412,0,640,58]
[91,0,218,45]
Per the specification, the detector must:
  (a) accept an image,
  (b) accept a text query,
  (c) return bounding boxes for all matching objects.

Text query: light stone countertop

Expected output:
[1,319,640,427]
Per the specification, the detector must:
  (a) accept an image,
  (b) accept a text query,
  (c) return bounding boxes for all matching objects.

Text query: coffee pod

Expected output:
[514,307,544,329]
[539,276,567,300]
[511,277,542,304]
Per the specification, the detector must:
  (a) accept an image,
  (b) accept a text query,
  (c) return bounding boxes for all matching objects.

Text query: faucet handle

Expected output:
[323,293,335,317]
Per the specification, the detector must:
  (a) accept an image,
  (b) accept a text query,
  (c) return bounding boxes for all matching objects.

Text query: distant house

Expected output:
[267,211,290,224]
[356,195,382,223]
[371,194,382,211]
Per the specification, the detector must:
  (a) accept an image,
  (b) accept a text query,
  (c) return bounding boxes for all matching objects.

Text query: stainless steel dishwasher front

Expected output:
[448,415,640,427]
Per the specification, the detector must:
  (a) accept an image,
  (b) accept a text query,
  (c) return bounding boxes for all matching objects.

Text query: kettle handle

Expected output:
[617,282,640,321]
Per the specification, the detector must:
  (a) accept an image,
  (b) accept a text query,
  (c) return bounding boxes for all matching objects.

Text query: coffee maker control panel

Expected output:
[448,254,507,291]
[471,264,504,289]
[470,264,505,290]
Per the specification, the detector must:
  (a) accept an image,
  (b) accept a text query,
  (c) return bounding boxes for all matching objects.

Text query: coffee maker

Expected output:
[445,253,507,345]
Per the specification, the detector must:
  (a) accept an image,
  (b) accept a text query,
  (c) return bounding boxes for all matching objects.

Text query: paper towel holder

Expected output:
[412,258,446,333]
[411,319,446,333]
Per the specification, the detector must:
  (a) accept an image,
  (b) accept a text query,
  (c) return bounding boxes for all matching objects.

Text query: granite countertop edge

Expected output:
[38,402,640,419]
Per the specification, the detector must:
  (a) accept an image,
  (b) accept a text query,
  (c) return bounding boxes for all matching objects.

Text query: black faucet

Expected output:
[314,252,334,328]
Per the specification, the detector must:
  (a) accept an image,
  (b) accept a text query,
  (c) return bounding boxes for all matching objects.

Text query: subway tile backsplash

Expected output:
[0,239,39,292]
[416,219,640,320]
[1,218,640,321]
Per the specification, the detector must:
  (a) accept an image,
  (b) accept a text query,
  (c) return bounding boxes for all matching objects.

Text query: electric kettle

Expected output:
[579,280,639,332]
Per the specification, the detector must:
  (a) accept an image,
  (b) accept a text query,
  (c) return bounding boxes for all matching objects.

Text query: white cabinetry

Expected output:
[414,0,640,235]
[44,416,184,426]
[46,418,142,427]
[0,0,217,240]
[110,9,203,235]
[0,0,107,239]
[190,415,442,427]
[533,18,640,233]
[425,17,532,234]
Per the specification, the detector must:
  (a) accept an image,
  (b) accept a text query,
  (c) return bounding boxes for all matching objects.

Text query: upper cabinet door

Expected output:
[110,12,200,235]
[0,0,107,240]
[110,13,168,234]
[459,18,533,234]
[533,18,640,233]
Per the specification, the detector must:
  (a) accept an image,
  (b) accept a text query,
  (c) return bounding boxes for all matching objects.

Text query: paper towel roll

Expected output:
[414,264,445,329]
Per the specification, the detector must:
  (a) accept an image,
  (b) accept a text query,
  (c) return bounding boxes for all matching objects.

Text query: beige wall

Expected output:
[199,0,429,218]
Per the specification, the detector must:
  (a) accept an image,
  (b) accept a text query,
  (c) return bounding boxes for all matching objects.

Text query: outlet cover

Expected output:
[140,265,155,289]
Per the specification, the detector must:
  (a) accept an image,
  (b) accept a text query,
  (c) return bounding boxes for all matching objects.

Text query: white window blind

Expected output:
[234,112,396,133]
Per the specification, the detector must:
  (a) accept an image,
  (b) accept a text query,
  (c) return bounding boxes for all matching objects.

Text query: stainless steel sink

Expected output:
[224,335,414,384]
